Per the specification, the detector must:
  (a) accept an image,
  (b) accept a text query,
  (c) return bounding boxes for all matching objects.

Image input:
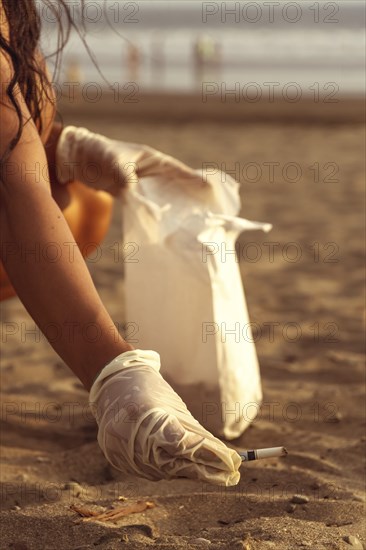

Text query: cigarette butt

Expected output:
[239,446,288,462]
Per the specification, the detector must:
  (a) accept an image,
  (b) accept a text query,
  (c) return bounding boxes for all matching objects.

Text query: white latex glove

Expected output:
[55,125,201,192]
[89,349,241,486]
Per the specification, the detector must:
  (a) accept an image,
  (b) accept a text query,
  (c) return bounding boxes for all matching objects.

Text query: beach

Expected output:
[0,94,365,549]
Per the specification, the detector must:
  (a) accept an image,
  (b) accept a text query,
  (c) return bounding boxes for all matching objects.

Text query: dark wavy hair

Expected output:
[0,0,86,162]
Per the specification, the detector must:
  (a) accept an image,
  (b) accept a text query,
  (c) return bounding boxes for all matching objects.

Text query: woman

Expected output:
[0,0,241,485]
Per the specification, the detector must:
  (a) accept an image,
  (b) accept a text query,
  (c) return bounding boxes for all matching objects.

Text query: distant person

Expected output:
[0,0,241,485]
[127,42,140,82]
[150,33,165,84]
[65,56,83,83]
[193,34,221,86]
[65,56,83,98]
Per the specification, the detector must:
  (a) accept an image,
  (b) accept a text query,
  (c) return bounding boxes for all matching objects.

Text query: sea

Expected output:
[40,0,366,97]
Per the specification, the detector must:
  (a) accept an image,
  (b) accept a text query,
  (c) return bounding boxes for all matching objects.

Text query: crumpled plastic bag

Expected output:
[122,167,272,440]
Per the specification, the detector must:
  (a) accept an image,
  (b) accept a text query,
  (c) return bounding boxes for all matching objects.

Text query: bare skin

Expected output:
[0,10,133,390]
[0,121,115,300]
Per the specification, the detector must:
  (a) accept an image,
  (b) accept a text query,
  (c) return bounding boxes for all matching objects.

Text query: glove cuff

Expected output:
[89,349,161,410]
[55,125,76,184]
[56,125,94,184]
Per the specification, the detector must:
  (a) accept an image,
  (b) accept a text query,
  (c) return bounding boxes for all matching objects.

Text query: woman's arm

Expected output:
[44,121,63,186]
[0,55,132,391]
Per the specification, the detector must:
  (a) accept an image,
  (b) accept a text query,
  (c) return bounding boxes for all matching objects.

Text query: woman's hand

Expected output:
[90,349,242,486]
[55,126,200,194]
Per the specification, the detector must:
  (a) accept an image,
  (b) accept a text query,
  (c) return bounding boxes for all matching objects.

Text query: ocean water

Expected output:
[40,0,365,96]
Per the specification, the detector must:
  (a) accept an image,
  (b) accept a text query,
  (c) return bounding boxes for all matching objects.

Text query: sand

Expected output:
[0,95,365,549]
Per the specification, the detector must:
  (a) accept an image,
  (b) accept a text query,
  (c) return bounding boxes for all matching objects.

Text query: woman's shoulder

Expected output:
[0,2,56,144]
[0,1,11,52]
[0,3,14,91]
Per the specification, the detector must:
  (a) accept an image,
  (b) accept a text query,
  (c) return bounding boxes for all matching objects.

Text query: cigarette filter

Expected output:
[239,446,288,462]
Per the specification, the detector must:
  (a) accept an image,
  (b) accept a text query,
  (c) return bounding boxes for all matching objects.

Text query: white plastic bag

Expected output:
[122,169,271,440]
